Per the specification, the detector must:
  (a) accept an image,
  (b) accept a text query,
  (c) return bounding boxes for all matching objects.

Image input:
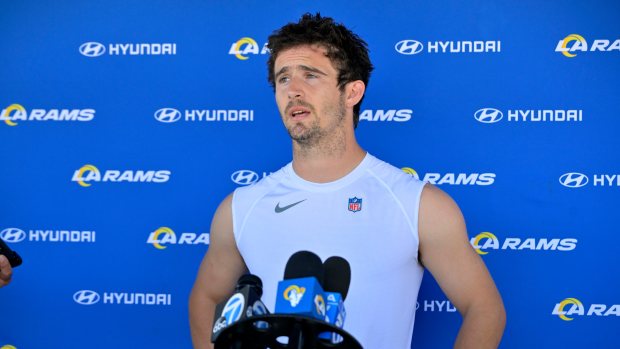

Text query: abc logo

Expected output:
[221,293,245,325]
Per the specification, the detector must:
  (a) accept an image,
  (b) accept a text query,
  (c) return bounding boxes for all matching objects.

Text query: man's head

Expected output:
[267,13,374,128]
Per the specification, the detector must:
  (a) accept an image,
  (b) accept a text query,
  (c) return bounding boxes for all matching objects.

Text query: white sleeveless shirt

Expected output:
[232,153,426,348]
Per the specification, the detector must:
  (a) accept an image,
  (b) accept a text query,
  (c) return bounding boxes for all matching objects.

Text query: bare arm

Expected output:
[189,193,248,349]
[0,254,13,287]
[418,184,506,349]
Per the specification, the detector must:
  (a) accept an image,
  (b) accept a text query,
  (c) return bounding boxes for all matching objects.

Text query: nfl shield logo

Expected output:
[348,197,362,213]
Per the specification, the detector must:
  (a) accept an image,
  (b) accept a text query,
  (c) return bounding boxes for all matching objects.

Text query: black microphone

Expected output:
[211,273,269,342]
[321,256,351,342]
[284,250,325,286]
[0,236,22,268]
[323,256,351,301]
[275,251,327,320]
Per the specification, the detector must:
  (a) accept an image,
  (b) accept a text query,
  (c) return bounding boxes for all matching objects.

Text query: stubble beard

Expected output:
[288,96,347,156]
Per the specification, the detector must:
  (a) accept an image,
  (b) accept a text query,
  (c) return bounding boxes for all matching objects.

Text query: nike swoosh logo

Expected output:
[275,199,307,213]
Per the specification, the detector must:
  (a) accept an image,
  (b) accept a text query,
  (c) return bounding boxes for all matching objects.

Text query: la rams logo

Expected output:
[348,197,362,213]
[283,285,306,307]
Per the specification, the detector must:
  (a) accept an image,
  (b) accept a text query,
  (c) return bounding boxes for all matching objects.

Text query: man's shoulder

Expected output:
[419,183,462,216]
[366,154,425,189]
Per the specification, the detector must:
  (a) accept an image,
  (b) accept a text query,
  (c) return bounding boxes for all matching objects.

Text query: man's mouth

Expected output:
[288,107,311,119]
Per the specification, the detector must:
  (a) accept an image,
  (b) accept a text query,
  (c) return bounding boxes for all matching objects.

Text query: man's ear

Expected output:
[344,80,366,108]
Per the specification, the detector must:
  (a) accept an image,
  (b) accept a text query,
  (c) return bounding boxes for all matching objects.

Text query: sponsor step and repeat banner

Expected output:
[1,1,618,348]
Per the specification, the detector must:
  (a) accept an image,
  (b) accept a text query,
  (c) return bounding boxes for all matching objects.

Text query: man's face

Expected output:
[273,44,346,146]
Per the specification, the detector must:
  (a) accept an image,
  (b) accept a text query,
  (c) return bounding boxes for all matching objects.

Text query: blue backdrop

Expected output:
[1,1,619,348]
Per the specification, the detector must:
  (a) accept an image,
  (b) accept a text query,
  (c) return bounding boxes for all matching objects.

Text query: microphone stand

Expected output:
[213,314,362,349]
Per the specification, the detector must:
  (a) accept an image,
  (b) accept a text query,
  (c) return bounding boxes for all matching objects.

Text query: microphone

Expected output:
[0,237,22,268]
[211,273,269,342]
[323,256,350,326]
[212,254,362,349]
[275,251,327,321]
[321,256,351,343]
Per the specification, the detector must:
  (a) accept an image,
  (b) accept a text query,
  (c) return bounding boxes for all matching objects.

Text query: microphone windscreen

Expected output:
[283,250,324,286]
[323,256,351,300]
[237,274,263,297]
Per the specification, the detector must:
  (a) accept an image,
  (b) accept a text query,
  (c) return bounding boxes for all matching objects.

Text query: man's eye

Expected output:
[306,73,317,79]
[278,76,290,84]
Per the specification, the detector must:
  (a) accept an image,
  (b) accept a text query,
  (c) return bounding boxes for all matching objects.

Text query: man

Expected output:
[190,13,505,349]
[0,255,13,287]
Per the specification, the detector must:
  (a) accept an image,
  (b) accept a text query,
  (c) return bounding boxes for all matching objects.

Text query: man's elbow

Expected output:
[189,283,209,322]
[465,293,506,339]
[189,285,216,349]
[480,294,507,341]
[490,299,506,335]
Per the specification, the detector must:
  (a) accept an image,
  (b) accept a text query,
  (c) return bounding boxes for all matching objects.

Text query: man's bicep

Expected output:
[194,193,247,302]
[418,185,499,315]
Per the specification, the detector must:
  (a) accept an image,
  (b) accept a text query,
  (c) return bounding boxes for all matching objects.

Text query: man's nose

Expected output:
[287,78,304,99]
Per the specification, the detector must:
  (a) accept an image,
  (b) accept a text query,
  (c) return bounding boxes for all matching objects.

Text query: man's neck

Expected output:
[291,138,366,183]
